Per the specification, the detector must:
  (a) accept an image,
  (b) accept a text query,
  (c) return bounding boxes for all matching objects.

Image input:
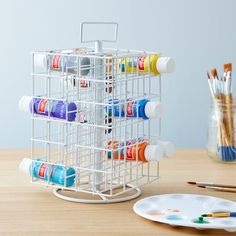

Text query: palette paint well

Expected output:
[133,194,236,232]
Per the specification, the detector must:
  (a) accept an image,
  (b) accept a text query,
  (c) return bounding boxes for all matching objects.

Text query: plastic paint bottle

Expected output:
[120,55,175,75]
[108,98,163,119]
[19,96,77,122]
[107,138,164,162]
[34,49,91,75]
[19,158,75,187]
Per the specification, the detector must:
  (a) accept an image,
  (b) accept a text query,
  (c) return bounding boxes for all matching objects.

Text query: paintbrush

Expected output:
[187,181,236,189]
[210,68,220,95]
[207,71,214,97]
[208,69,222,149]
[222,63,235,161]
[202,212,236,217]
[198,185,236,193]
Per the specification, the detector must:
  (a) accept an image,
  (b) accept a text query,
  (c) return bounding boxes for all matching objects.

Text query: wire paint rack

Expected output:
[24,22,173,203]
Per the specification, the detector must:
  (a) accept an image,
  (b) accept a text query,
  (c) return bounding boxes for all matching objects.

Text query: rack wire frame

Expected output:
[30,47,162,202]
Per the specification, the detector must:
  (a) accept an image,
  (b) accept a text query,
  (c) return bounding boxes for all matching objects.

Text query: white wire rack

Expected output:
[29,22,165,203]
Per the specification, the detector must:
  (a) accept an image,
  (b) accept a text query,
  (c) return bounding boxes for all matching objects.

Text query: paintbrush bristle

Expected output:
[207,72,211,80]
[211,68,218,78]
[198,185,206,188]
[224,63,232,72]
[187,181,196,185]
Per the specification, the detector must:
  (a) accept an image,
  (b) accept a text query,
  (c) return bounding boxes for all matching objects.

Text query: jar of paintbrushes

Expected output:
[207,63,236,163]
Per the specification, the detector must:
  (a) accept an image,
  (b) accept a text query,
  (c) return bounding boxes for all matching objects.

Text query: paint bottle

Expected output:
[19,158,75,187]
[19,96,77,122]
[108,98,163,119]
[107,138,164,162]
[120,55,175,75]
[34,48,91,75]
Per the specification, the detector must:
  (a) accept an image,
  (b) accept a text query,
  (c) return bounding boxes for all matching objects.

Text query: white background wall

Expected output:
[0,0,235,148]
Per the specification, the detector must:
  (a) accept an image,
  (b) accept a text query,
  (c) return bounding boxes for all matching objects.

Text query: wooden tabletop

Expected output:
[1,149,236,236]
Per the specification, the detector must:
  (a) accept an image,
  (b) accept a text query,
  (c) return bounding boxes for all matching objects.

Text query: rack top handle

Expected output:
[80,22,118,43]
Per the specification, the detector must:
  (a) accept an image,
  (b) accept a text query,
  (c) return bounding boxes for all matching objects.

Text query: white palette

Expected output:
[133,194,236,232]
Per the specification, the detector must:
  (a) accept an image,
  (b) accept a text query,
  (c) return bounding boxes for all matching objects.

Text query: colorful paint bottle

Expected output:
[107,138,164,162]
[108,98,163,119]
[19,96,77,121]
[120,55,175,75]
[19,158,75,187]
[34,48,91,75]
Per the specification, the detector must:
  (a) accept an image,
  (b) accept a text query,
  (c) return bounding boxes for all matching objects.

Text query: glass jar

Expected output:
[207,97,236,163]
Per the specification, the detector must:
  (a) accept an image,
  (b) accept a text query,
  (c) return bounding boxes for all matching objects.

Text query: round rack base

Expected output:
[53,184,141,204]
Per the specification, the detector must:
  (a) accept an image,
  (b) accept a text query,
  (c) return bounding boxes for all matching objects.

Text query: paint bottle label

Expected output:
[37,99,48,114]
[127,100,134,116]
[67,76,90,89]
[52,55,61,69]
[38,163,47,178]
[126,139,137,160]
[138,56,146,70]
[80,79,89,88]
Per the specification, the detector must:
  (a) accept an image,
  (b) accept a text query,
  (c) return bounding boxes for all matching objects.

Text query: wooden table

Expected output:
[1,149,236,236]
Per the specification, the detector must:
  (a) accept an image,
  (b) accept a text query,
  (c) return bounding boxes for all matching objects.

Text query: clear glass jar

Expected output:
[207,97,236,163]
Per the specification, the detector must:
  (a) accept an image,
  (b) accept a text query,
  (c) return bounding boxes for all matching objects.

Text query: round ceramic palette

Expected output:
[133,194,236,232]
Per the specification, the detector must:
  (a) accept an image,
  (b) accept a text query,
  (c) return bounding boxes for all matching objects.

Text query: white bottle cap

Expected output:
[34,53,47,68]
[19,96,32,113]
[19,158,32,174]
[159,141,174,157]
[156,57,175,73]
[144,101,163,119]
[144,144,164,162]
[153,140,174,157]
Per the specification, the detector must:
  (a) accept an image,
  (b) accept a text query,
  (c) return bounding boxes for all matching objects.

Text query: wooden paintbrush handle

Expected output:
[225,94,234,146]
[208,186,236,193]
[198,183,236,189]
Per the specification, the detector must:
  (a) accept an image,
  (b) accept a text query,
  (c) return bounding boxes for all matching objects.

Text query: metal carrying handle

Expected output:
[80,22,118,43]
